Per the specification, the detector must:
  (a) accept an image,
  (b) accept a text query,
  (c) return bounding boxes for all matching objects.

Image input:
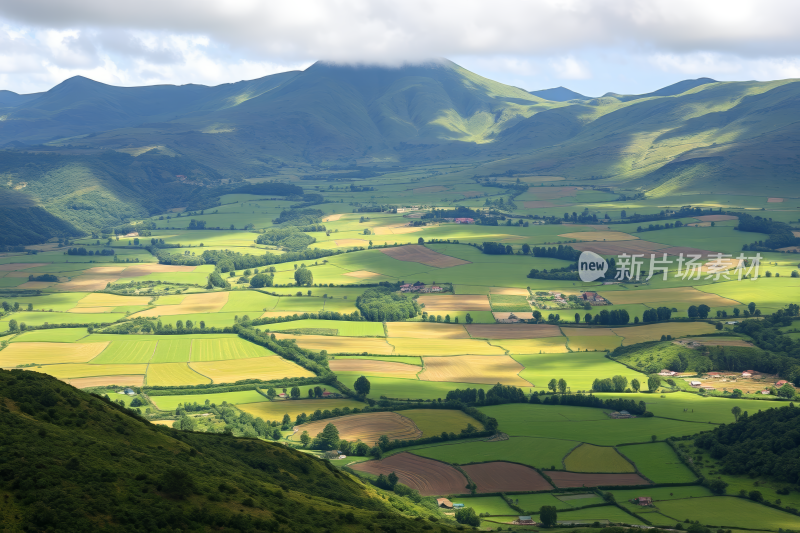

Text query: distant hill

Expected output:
[0,369,454,532]
[529,86,590,101]
[1,62,800,240]
[604,77,718,102]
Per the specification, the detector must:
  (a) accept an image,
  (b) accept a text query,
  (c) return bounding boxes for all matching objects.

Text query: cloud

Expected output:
[551,56,591,80]
[0,1,799,93]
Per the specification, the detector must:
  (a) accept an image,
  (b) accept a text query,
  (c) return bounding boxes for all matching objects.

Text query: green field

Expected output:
[653,496,800,529]
[411,436,576,469]
[513,352,646,392]
[514,493,605,513]
[617,442,698,483]
[149,390,269,411]
[489,294,531,312]
[190,337,275,361]
[261,319,385,337]
[89,341,157,364]
[9,328,89,343]
[479,404,711,445]
[449,496,514,516]
[398,409,484,436]
[151,339,193,363]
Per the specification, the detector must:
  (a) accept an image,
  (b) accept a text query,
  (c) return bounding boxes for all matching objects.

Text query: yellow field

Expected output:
[599,287,741,306]
[419,355,530,386]
[74,293,150,307]
[68,375,145,388]
[146,363,211,386]
[564,444,636,473]
[190,337,275,361]
[611,322,716,345]
[488,338,569,354]
[0,342,109,366]
[559,231,638,242]
[566,336,623,352]
[190,357,314,384]
[386,322,470,339]
[328,359,421,379]
[27,363,148,380]
[290,412,422,444]
[390,338,506,356]
[398,409,485,436]
[237,398,367,421]
[271,333,395,354]
[67,307,116,313]
[343,270,383,279]
[131,292,229,318]
[417,295,491,311]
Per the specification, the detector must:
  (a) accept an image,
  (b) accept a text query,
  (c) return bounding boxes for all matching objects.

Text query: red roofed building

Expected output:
[635,497,652,506]
[776,380,788,387]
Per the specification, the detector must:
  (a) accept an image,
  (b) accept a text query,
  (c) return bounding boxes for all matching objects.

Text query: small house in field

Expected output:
[430,286,443,292]
[742,372,753,377]
[690,381,702,387]
[634,497,652,506]
[436,498,453,509]
[278,393,288,398]
[659,369,677,376]
[321,391,334,398]
[777,380,788,387]
[760,389,771,395]
[517,516,535,525]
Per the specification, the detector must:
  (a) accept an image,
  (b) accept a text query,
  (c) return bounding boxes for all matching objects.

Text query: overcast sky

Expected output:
[1,0,799,96]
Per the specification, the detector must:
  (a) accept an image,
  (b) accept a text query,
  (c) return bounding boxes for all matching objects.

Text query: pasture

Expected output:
[149,390,269,411]
[264,319,385,337]
[397,409,484,436]
[9,328,88,343]
[563,444,635,473]
[617,442,698,483]
[411,436,576,469]
[654,496,800,529]
[151,339,193,363]
[513,352,647,391]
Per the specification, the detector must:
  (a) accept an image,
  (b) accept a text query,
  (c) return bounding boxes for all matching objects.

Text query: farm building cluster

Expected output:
[400,282,443,293]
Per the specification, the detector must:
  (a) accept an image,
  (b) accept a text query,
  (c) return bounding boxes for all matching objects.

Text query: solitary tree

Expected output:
[575,313,581,324]
[266,387,276,401]
[748,302,756,314]
[318,423,340,450]
[647,375,661,392]
[539,506,557,527]
[294,267,313,286]
[558,379,567,394]
[290,386,301,399]
[354,375,371,396]
[631,378,641,392]
[731,405,742,421]
[300,431,310,447]
[418,237,424,245]
[548,379,557,393]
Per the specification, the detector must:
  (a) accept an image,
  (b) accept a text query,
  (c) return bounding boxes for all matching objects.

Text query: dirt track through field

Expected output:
[466,324,561,339]
[351,453,468,496]
[544,471,650,488]
[380,245,470,268]
[417,295,490,311]
[328,359,421,379]
[291,412,422,444]
[462,462,553,493]
[419,355,530,386]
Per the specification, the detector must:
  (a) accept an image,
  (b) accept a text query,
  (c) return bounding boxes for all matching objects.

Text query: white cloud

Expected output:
[551,56,591,80]
[0,1,799,93]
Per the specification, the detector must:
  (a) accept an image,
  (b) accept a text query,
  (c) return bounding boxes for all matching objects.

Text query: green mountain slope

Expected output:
[0,369,453,532]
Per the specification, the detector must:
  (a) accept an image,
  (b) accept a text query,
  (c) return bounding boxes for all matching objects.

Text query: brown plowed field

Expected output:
[67,374,145,388]
[694,215,738,222]
[545,471,650,488]
[351,453,468,496]
[462,462,553,493]
[387,322,470,339]
[420,355,530,386]
[291,412,422,445]
[380,245,470,268]
[417,295,490,311]
[466,324,561,339]
[328,359,421,379]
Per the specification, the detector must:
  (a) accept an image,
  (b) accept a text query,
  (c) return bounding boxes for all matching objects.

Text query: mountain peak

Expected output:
[529,86,590,102]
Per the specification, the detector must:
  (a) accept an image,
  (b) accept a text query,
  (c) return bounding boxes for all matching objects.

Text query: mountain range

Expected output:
[1,58,799,240]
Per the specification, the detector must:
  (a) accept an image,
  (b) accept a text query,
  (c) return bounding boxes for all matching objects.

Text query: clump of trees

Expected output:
[294,265,313,286]
[356,287,419,321]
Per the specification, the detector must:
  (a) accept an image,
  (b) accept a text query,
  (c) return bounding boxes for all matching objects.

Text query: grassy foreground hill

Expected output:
[0,369,453,532]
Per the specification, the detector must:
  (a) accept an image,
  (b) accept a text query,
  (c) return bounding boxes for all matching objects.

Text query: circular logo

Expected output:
[578,251,608,282]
